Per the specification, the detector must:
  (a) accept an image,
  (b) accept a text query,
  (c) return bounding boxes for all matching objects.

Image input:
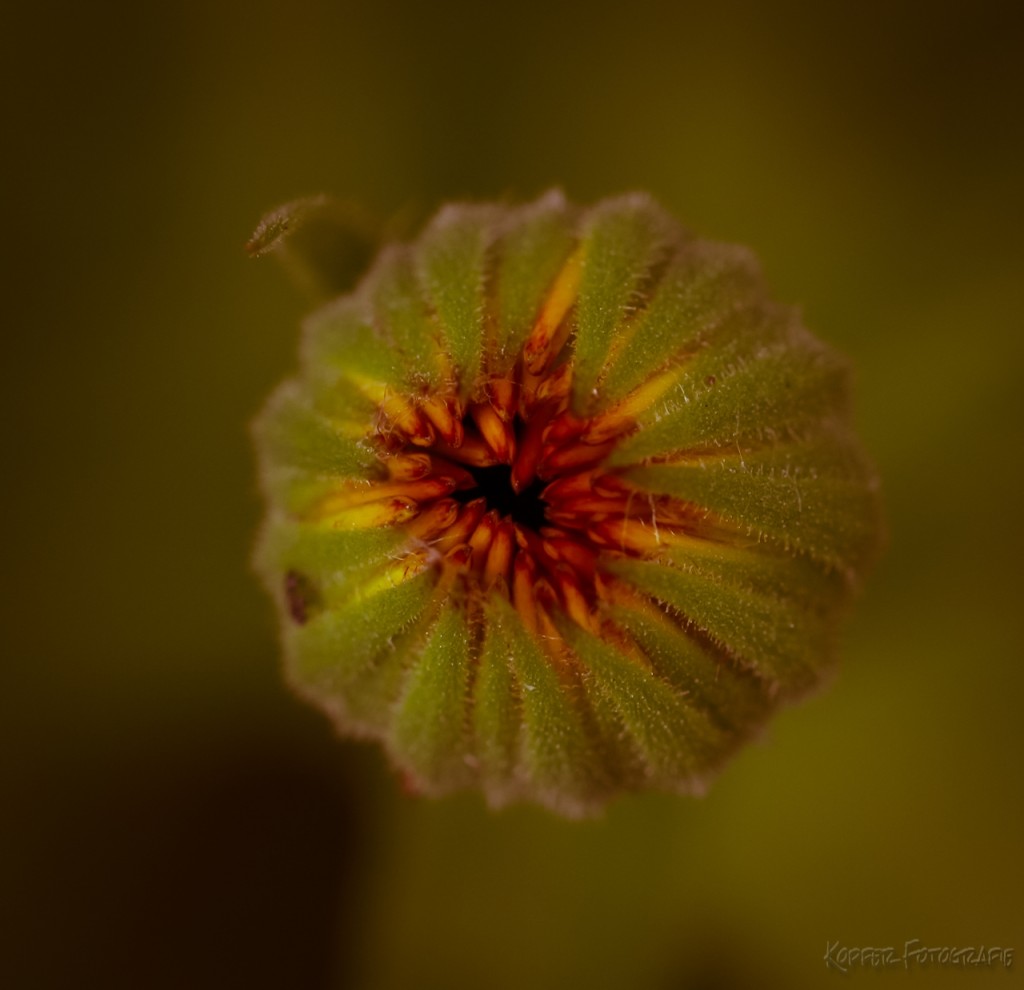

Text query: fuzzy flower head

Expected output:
[253,191,881,817]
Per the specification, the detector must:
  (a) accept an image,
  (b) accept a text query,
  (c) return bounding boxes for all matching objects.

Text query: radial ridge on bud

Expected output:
[252,190,882,817]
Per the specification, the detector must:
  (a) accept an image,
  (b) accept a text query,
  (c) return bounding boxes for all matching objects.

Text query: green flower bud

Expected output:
[252,191,882,817]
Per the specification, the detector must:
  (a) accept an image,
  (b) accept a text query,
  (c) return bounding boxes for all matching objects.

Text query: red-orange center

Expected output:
[366,361,706,636]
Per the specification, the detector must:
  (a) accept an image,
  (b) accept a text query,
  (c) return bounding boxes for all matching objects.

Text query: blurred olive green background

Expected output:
[3,1,1022,988]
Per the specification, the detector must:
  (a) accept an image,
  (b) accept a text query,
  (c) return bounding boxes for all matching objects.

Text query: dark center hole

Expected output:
[453,464,548,530]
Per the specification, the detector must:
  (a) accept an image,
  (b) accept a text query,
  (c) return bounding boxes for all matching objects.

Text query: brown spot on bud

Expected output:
[284,570,319,625]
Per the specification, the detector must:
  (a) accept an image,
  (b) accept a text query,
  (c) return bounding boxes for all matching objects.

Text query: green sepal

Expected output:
[608,603,772,738]
[256,516,410,606]
[610,317,850,465]
[605,554,837,692]
[366,248,447,391]
[287,566,437,696]
[256,469,343,519]
[415,205,498,401]
[483,594,605,816]
[595,242,764,408]
[491,191,578,376]
[571,194,679,413]
[621,431,881,575]
[472,601,522,797]
[340,616,429,737]
[301,297,410,397]
[675,534,848,620]
[559,620,718,788]
[254,380,383,479]
[390,596,475,790]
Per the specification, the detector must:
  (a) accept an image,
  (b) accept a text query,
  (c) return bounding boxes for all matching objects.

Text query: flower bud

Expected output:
[252,191,882,817]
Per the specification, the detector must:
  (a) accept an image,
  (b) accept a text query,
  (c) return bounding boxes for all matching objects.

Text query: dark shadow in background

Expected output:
[2,726,372,990]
